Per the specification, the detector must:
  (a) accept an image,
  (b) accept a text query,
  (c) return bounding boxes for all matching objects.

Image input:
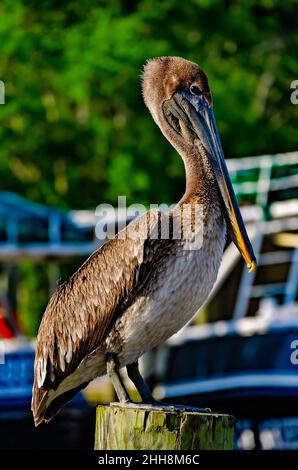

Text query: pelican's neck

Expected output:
[183,151,204,196]
[172,143,224,243]
[179,142,216,203]
[156,114,217,204]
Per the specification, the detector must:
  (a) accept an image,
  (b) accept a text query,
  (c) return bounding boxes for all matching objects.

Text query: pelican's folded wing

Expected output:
[31,210,174,423]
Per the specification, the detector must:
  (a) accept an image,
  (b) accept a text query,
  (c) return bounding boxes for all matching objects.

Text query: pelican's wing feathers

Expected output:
[32,210,173,422]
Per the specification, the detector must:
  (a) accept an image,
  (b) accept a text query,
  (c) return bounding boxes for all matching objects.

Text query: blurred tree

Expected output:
[0,0,297,208]
[0,0,297,334]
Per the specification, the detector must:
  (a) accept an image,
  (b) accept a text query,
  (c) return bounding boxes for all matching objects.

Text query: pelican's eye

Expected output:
[190,84,201,96]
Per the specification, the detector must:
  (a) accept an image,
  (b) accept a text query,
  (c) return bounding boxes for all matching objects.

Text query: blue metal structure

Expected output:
[0,346,34,411]
[0,340,93,449]
[0,191,95,441]
[152,316,298,449]
[146,151,298,449]
[0,191,99,259]
[0,341,87,414]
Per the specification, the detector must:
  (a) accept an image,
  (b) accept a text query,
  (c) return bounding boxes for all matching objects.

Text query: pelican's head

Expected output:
[142,56,256,272]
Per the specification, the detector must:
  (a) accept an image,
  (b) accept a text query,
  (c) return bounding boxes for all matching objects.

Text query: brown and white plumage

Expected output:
[32,56,256,425]
[32,212,176,423]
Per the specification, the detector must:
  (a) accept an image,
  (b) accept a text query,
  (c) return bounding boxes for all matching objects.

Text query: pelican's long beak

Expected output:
[173,91,257,272]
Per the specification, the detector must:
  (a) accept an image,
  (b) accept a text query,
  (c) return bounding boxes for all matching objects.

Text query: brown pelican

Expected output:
[32,56,256,425]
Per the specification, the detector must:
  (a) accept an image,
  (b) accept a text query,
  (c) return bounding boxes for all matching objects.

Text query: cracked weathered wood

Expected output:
[95,405,235,450]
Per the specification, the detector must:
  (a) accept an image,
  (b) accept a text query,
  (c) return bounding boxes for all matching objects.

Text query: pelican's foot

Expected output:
[109,401,177,412]
[110,400,211,413]
[147,400,211,413]
[124,361,211,413]
[110,400,134,408]
[160,402,212,413]
[109,401,164,411]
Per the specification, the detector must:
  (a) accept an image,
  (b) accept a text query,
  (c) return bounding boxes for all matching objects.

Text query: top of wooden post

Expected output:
[95,404,235,450]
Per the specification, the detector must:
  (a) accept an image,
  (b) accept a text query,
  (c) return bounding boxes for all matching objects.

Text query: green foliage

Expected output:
[0,0,297,208]
[18,260,49,336]
[0,1,297,335]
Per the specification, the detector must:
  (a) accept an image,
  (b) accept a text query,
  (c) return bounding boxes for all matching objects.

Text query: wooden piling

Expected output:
[95,405,235,450]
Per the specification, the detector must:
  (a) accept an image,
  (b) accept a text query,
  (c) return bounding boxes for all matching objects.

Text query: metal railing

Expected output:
[225,151,298,318]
